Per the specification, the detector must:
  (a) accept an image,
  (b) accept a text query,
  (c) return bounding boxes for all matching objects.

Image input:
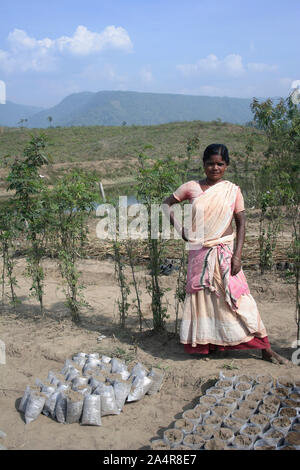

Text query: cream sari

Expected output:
[180,180,268,348]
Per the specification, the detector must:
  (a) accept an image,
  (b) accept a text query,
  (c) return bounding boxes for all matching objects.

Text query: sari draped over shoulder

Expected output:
[180,180,270,351]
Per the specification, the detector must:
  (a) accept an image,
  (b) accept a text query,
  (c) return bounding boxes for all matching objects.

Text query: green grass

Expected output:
[0,121,266,167]
[0,121,267,208]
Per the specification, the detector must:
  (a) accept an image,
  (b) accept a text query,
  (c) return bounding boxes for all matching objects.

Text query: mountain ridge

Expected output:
[0,101,44,127]
[0,90,256,128]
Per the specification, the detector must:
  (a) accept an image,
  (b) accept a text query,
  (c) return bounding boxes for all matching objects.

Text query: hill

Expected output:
[21,91,255,128]
[0,101,44,127]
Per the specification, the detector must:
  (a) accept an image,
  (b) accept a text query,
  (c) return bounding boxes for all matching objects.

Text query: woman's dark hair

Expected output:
[203,143,230,165]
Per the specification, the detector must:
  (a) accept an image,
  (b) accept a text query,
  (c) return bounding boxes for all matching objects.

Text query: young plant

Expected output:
[124,239,149,331]
[174,244,187,335]
[136,155,181,331]
[113,239,131,328]
[6,134,50,316]
[286,200,300,346]
[258,187,284,273]
[175,134,201,183]
[50,169,98,323]
[0,204,21,310]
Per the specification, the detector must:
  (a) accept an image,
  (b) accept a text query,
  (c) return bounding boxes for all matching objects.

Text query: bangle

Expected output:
[232,255,241,260]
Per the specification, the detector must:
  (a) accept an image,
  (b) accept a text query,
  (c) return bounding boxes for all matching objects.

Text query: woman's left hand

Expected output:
[231,256,242,276]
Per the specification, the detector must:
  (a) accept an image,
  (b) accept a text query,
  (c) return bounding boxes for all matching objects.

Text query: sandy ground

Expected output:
[0,256,299,450]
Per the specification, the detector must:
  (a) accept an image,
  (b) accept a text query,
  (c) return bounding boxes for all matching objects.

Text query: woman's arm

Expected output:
[231,210,246,275]
[162,195,188,241]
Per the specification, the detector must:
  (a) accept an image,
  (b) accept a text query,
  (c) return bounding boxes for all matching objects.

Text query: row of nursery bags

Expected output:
[18,354,164,425]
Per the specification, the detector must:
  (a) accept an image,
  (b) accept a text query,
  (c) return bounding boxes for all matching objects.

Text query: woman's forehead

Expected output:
[204,154,226,163]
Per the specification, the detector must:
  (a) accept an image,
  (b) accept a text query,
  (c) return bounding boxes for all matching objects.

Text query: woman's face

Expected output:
[203,154,228,183]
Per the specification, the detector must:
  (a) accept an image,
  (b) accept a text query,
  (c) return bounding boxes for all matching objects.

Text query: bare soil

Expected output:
[249,413,270,427]
[194,404,210,415]
[203,415,223,427]
[150,439,170,450]
[241,424,260,436]
[218,397,236,408]
[272,417,291,428]
[199,396,217,406]
[264,428,285,440]
[163,428,183,444]
[183,434,205,447]
[239,375,254,383]
[236,382,252,391]
[213,405,231,418]
[279,407,297,418]
[255,443,277,450]
[182,409,200,420]
[174,418,194,433]
[238,402,257,413]
[273,388,290,398]
[223,417,242,433]
[0,257,300,450]
[231,409,249,422]
[277,377,294,388]
[256,374,273,384]
[204,438,227,450]
[227,390,243,400]
[233,435,253,448]
[194,424,215,439]
[214,428,234,441]
[259,403,278,416]
[263,396,281,407]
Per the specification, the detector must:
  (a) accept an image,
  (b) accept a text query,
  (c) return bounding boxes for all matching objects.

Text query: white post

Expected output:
[98,182,106,202]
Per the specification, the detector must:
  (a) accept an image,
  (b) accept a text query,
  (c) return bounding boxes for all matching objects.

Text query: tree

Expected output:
[251,96,300,343]
[6,134,50,316]
[47,116,53,127]
[18,118,26,128]
[49,169,98,323]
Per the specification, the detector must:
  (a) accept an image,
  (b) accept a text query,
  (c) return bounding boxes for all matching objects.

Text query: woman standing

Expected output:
[163,143,288,364]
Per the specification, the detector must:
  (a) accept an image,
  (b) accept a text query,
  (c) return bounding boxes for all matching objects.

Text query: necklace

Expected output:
[204,178,222,186]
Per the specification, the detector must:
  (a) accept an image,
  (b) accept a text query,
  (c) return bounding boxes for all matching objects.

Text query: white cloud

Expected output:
[57,25,133,55]
[8,29,55,52]
[0,29,58,72]
[0,50,13,73]
[247,62,278,72]
[178,76,296,100]
[223,54,244,76]
[0,25,133,73]
[140,66,153,83]
[177,54,279,79]
[177,54,245,77]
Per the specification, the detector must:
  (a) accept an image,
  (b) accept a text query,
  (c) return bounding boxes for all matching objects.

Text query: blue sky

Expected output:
[0,0,299,107]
